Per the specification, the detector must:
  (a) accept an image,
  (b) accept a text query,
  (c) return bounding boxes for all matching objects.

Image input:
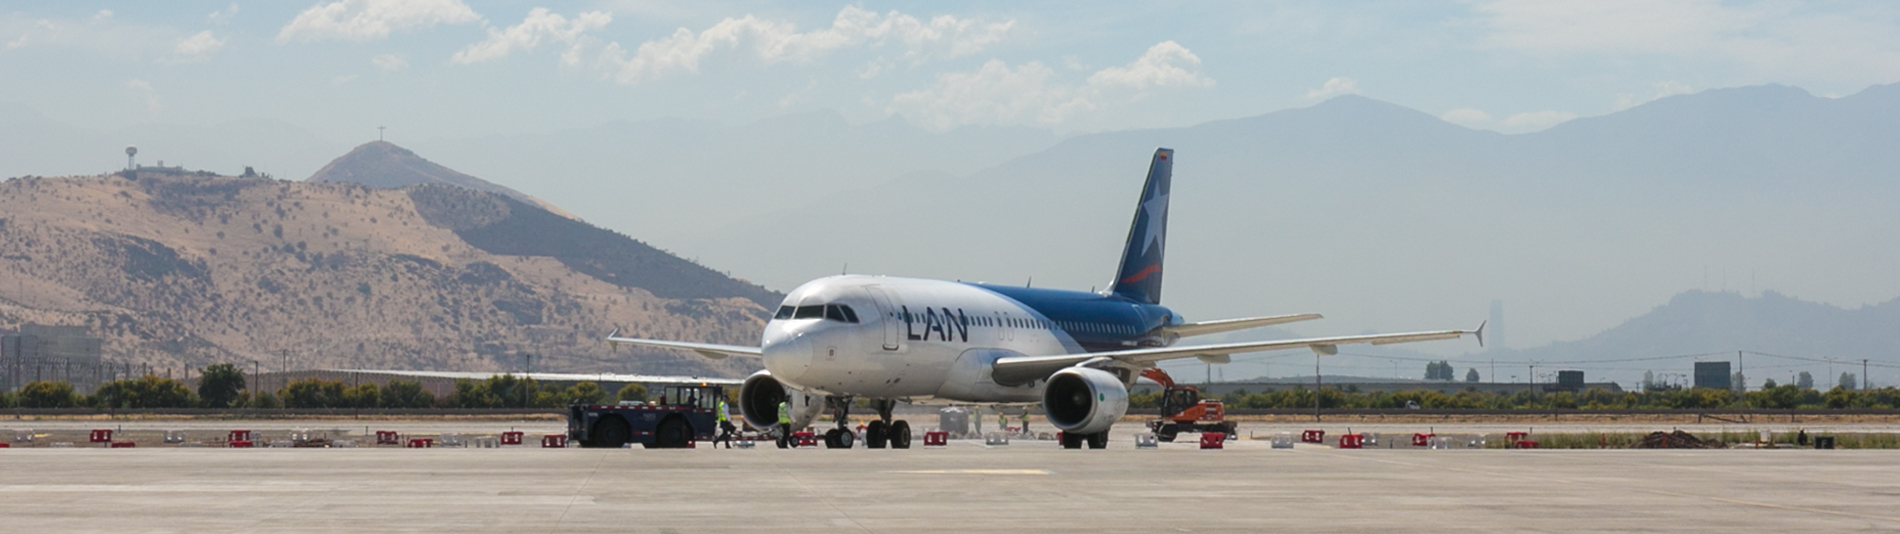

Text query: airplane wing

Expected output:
[1160,313,1323,338]
[991,323,1483,385]
[606,331,761,360]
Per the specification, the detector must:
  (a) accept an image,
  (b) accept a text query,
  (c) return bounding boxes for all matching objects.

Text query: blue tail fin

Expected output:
[1108,148,1173,305]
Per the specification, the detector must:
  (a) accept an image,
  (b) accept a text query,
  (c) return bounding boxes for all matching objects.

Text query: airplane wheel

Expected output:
[866,420,888,449]
[1087,432,1108,449]
[1060,432,1084,449]
[889,421,912,449]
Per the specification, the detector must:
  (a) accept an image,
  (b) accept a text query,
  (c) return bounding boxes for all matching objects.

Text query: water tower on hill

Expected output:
[125,146,137,170]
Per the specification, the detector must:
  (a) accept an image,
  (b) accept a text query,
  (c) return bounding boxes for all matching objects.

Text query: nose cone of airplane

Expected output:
[761,326,813,382]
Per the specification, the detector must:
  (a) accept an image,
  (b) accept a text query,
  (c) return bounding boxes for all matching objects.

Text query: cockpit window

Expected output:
[780,303,861,323]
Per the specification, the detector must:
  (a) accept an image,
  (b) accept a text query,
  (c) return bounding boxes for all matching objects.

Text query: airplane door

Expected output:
[865,286,902,351]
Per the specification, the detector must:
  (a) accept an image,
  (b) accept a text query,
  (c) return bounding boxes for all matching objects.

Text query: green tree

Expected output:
[564,381,610,405]
[1465,368,1480,382]
[615,383,648,403]
[1839,372,1857,391]
[343,383,380,408]
[381,380,434,408]
[1797,371,1814,390]
[1763,378,1777,389]
[250,390,282,409]
[281,378,348,408]
[0,389,10,408]
[90,375,198,408]
[198,363,246,408]
[18,380,78,408]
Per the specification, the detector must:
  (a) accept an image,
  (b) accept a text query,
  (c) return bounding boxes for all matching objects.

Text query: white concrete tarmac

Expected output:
[3,437,1898,533]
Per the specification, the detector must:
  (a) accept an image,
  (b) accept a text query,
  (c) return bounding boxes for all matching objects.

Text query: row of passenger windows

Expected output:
[777,302,1142,336]
[774,304,861,323]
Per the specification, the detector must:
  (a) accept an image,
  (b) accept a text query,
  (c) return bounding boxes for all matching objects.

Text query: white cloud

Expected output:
[372,53,408,71]
[277,0,480,44]
[1438,107,1576,132]
[1305,77,1360,99]
[888,60,1088,131]
[127,79,160,114]
[1087,41,1214,91]
[887,42,1215,131]
[92,10,113,22]
[585,6,1012,84]
[208,4,240,25]
[169,30,225,62]
[1476,0,1900,86]
[451,8,610,64]
[1501,110,1577,129]
[1440,108,1493,125]
[1614,80,1696,109]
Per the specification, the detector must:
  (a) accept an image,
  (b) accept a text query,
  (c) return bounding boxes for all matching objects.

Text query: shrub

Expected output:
[18,380,79,408]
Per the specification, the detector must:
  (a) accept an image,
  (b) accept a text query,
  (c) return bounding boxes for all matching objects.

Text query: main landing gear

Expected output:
[864,399,911,449]
[1059,431,1110,450]
[819,397,912,449]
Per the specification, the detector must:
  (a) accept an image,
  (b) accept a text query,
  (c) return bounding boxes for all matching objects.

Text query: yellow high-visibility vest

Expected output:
[777,401,792,424]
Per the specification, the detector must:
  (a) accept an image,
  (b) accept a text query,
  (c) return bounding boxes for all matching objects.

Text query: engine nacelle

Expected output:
[1041,367,1130,435]
[738,370,823,430]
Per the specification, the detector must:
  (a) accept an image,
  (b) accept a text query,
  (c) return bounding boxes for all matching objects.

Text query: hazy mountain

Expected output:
[0,165,773,377]
[1476,290,1900,387]
[308,141,581,221]
[694,84,1900,354]
[401,109,1061,249]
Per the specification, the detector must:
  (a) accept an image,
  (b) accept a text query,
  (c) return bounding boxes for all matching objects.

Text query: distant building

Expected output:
[1547,370,1585,392]
[2,324,104,391]
[1694,361,1733,390]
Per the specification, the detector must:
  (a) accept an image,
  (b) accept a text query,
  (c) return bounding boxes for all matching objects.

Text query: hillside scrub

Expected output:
[1130,385,1900,411]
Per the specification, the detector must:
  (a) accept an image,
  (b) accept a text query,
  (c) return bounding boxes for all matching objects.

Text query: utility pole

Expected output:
[1865,359,1870,391]
[378,126,385,141]
[1313,353,1322,422]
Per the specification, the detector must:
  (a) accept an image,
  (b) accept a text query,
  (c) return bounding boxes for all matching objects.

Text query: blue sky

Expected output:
[4,0,1897,143]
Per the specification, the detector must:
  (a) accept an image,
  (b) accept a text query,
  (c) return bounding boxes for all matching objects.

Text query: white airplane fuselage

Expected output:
[761,275,1177,404]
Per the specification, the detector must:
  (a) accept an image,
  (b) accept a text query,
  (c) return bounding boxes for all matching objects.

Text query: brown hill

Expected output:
[0,171,771,377]
[308,141,581,221]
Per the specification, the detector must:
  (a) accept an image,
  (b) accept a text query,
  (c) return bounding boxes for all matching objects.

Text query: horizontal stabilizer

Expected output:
[1162,313,1323,338]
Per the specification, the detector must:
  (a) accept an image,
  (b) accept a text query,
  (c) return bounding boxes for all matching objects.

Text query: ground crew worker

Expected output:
[714,399,736,448]
[1020,413,1031,436]
[776,398,793,448]
[998,412,1009,435]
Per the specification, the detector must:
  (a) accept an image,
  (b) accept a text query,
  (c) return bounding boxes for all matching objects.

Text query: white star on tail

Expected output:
[1138,184,1168,257]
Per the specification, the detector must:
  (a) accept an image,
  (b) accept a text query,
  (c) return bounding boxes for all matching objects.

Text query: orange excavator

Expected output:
[1142,368,1238,442]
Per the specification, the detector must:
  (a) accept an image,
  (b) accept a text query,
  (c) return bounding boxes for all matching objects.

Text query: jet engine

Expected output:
[1041,367,1130,435]
[738,370,823,430]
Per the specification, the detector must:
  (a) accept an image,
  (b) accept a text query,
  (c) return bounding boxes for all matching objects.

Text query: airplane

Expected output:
[608,148,1482,449]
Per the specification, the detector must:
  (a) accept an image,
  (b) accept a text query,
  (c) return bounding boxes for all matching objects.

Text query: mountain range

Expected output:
[0,144,777,377]
[692,83,1900,353]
